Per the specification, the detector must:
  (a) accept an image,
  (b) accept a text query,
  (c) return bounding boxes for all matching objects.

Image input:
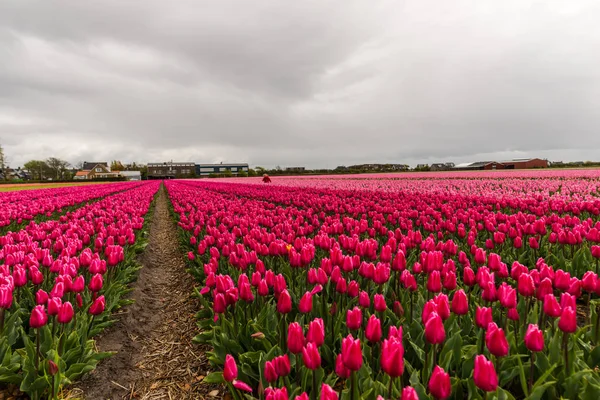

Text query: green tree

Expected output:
[46,157,71,180]
[110,160,125,171]
[0,142,7,181]
[24,160,51,180]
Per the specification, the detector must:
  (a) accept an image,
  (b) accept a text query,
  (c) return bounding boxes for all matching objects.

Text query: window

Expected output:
[231,167,237,172]
[96,168,102,172]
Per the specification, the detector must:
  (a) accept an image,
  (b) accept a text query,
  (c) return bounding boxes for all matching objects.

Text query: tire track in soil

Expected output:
[75,185,223,400]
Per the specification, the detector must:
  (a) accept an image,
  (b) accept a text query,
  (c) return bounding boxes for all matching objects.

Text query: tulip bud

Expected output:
[358,291,370,308]
[48,360,59,376]
[276,289,292,314]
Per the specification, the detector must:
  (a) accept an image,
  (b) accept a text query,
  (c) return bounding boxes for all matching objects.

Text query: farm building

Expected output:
[74,163,121,179]
[119,171,142,181]
[430,162,455,171]
[453,158,548,171]
[195,163,249,176]
[148,162,195,179]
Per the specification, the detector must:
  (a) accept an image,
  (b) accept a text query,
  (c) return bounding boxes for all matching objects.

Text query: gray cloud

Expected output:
[1,0,600,169]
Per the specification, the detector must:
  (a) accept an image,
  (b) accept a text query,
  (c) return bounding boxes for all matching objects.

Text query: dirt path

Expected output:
[75,185,221,400]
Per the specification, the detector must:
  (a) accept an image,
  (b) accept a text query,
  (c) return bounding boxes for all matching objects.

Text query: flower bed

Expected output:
[167,177,600,400]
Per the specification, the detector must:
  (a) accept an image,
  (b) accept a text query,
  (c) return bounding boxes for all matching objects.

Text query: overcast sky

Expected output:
[1,1,600,169]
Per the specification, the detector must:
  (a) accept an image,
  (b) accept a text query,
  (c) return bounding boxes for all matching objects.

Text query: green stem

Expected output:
[529,351,535,394]
[36,329,40,371]
[563,332,570,375]
[351,370,359,400]
[312,369,318,400]
[388,376,394,400]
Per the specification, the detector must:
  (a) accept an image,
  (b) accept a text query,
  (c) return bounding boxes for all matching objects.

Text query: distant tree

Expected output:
[110,160,125,171]
[24,160,51,180]
[0,142,7,181]
[139,165,148,180]
[247,168,257,177]
[74,161,84,170]
[223,170,233,177]
[46,157,71,180]
[255,166,265,174]
[238,171,248,177]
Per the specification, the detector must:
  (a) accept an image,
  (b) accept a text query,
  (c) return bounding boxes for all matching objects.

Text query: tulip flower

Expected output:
[224,354,238,382]
[401,387,419,400]
[57,302,74,324]
[307,318,325,347]
[374,294,387,312]
[427,271,442,293]
[475,307,493,329]
[451,289,469,315]
[341,335,362,371]
[543,294,562,318]
[366,315,382,343]
[89,295,106,316]
[30,305,48,329]
[358,291,370,308]
[425,313,446,345]
[524,324,544,352]
[346,307,362,330]
[274,354,290,377]
[233,380,253,392]
[473,354,498,392]
[433,293,450,320]
[335,353,350,379]
[429,365,451,399]
[89,274,103,292]
[264,360,278,383]
[558,306,577,333]
[35,290,49,305]
[381,336,404,378]
[277,289,292,314]
[287,322,304,354]
[486,323,509,357]
[302,342,321,370]
[320,384,338,400]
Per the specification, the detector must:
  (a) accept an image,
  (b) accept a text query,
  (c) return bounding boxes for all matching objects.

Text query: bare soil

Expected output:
[74,186,222,400]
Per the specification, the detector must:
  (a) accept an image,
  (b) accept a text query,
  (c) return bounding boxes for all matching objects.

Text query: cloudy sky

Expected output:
[1,1,600,169]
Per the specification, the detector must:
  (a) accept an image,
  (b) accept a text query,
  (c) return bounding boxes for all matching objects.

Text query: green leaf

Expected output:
[527,381,555,400]
[203,371,225,384]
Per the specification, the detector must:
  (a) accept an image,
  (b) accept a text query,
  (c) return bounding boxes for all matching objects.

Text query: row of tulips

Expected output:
[0,181,160,399]
[166,178,600,399]
[0,181,144,231]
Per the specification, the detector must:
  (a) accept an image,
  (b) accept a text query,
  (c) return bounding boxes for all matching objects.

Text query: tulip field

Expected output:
[0,181,160,399]
[3,171,600,399]
[169,171,600,400]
